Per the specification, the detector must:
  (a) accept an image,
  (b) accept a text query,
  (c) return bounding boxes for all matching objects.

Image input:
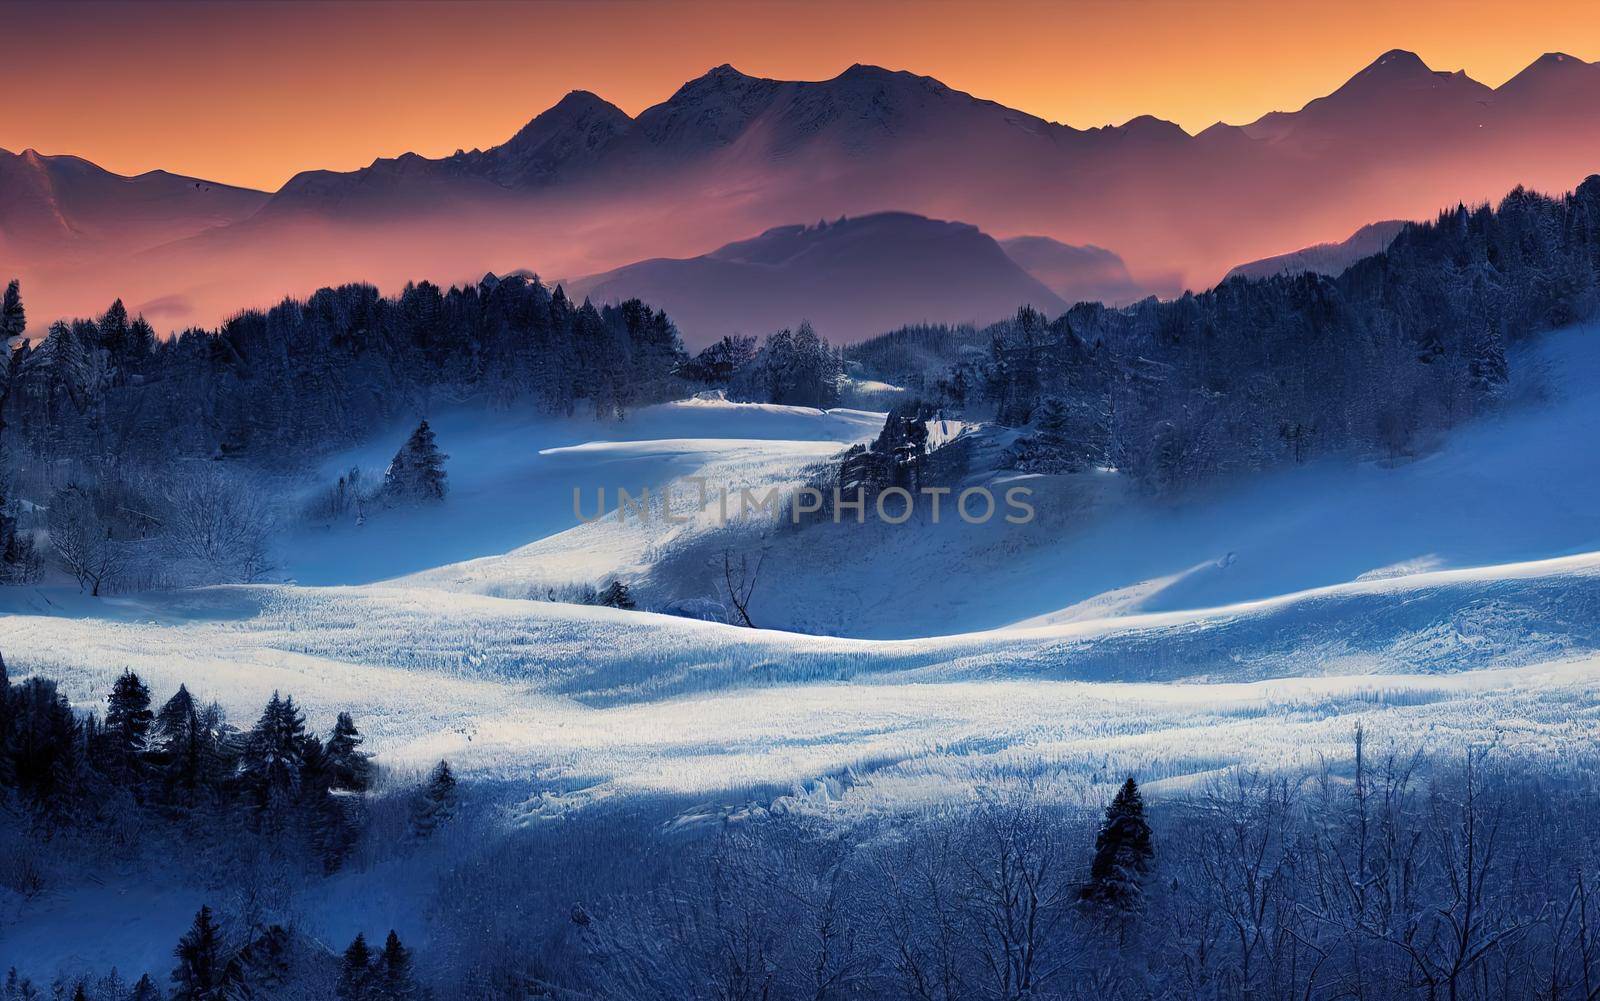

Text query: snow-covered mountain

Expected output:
[7,49,1600,336]
[1223,219,1409,282]
[241,47,1600,283]
[0,147,268,264]
[564,213,1069,345]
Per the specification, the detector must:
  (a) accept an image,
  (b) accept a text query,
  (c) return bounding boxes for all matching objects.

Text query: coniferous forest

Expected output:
[841,180,1600,490]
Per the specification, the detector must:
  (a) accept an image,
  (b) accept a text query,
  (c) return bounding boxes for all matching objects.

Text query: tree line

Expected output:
[0,652,374,867]
[680,321,844,408]
[0,651,464,998]
[0,275,685,589]
[0,275,682,469]
[850,178,1600,490]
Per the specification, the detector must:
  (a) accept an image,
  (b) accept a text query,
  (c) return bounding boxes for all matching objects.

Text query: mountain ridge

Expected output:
[6,48,1600,335]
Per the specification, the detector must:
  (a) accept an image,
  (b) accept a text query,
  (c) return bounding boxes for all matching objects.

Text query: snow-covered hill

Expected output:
[333,322,1600,642]
[3,322,1599,784]
[9,322,1600,981]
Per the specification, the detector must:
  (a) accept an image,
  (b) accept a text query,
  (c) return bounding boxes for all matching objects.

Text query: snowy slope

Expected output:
[10,326,1600,979]
[280,398,882,586]
[369,323,1600,640]
[6,550,1600,806]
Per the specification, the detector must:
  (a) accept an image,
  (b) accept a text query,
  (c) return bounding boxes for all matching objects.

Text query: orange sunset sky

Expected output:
[5,0,1599,192]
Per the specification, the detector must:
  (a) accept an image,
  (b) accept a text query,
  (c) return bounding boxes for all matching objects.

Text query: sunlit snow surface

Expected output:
[6,327,1600,817]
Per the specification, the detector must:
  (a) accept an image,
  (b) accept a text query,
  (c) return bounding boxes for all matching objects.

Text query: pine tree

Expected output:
[0,280,23,342]
[10,677,80,816]
[410,760,456,838]
[129,973,160,1001]
[597,579,635,610]
[171,906,227,1001]
[103,669,154,769]
[1079,777,1154,916]
[382,420,448,503]
[374,931,420,1001]
[70,982,88,1001]
[326,712,374,792]
[153,684,204,802]
[238,692,306,810]
[337,933,374,1001]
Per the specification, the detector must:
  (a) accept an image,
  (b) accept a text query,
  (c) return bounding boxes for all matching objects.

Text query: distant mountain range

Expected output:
[997,236,1158,306]
[0,148,266,260]
[4,49,1599,340]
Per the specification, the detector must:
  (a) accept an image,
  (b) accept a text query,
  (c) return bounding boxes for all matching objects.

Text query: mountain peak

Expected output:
[703,63,753,82]
[495,89,631,182]
[1307,47,1491,107]
[1363,49,1431,75]
[554,89,615,111]
[839,63,895,78]
[1498,51,1598,97]
[506,90,630,136]
[1115,114,1189,140]
[1512,51,1595,77]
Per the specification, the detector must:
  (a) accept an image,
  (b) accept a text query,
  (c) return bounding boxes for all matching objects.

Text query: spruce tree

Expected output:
[153,684,203,802]
[375,930,420,1001]
[0,280,23,342]
[103,669,154,769]
[337,933,374,1001]
[232,925,291,995]
[1079,777,1154,915]
[410,760,457,838]
[597,579,635,610]
[239,692,306,810]
[1036,396,1070,442]
[326,712,374,792]
[129,973,160,1001]
[170,906,227,1001]
[99,299,130,361]
[10,677,80,816]
[382,420,448,503]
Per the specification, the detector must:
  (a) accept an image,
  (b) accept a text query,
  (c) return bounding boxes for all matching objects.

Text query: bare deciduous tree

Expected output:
[48,483,132,596]
[963,803,1076,1001]
[723,549,765,628]
[162,466,276,584]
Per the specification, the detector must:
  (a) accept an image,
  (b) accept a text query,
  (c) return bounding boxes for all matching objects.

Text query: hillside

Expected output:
[1224,218,1409,281]
[998,235,1158,306]
[565,213,1069,345]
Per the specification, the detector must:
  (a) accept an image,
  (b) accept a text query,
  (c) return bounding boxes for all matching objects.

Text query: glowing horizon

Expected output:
[4,0,1597,191]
